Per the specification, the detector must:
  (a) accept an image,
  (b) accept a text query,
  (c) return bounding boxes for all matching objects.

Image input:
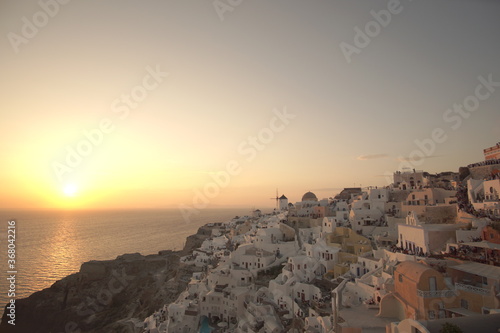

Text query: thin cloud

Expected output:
[396,155,444,162]
[357,154,389,161]
[310,187,344,192]
[374,174,394,178]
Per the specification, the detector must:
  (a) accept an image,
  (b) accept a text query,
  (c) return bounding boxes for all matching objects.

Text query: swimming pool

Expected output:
[200,316,213,333]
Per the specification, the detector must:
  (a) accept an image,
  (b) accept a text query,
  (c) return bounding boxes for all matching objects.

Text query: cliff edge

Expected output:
[0,225,212,333]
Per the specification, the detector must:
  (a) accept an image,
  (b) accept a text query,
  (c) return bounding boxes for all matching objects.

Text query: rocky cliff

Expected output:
[0,225,212,333]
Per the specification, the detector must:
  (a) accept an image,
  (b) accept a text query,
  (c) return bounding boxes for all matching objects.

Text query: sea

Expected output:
[0,208,248,318]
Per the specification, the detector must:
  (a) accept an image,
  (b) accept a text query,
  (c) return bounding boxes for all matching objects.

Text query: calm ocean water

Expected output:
[0,208,247,315]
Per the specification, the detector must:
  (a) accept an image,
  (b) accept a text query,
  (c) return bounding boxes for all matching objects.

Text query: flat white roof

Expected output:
[451,262,500,279]
[445,307,480,317]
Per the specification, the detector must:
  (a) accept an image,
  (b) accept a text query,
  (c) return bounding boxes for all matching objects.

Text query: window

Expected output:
[429,277,437,291]
[461,299,469,309]
[428,310,435,319]
[482,276,488,286]
[399,274,403,283]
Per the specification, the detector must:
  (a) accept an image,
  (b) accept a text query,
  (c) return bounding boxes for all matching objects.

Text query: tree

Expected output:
[439,322,463,333]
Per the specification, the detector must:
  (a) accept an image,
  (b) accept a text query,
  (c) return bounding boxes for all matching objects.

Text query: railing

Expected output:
[417,289,455,298]
[417,284,491,298]
[455,283,490,296]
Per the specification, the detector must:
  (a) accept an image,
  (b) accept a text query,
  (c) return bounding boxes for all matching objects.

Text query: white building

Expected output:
[231,244,277,271]
[397,212,460,254]
[349,188,389,234]
[468,178,500,215]
[279,194,289,210]
[393,170,430,190]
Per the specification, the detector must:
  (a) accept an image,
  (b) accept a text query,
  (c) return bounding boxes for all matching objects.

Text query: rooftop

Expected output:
[339,304,397,332]
[418,313,500,333]
[450,262,500,280]
[302,191,318,201]
[396,261,436,283]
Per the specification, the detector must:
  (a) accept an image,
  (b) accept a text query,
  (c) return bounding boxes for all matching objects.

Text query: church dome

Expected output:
[302,191,318,201]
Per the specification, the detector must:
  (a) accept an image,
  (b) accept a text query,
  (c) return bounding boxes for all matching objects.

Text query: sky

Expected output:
[1,0,499,210]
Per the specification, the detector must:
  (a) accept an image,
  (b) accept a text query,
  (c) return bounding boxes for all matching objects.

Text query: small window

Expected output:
[461,299,469,309]
[428,310,435,319]
[482,276,488,286]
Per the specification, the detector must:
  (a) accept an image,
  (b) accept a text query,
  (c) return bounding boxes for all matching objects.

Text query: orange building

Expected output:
[379,261,453,320]
[379,261,500,322]
[483,225,500,244]
[484,142,500,160]
[445,262,500,316]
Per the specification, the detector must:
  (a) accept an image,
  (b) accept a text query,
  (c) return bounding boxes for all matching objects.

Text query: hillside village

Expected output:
[143,142,500,333]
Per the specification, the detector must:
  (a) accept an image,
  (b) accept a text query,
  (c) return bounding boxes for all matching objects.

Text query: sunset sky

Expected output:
[1,0,499,210]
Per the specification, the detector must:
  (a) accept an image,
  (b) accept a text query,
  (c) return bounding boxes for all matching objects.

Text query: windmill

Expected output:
[270,188,279,210]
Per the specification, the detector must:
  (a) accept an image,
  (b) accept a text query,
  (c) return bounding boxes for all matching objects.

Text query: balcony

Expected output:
[417,289,455,298]
[455,283,490,296]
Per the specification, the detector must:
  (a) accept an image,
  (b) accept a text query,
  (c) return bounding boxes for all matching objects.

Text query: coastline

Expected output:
[0,223,216,333]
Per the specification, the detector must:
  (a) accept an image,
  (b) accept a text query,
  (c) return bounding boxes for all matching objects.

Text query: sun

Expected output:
[63,183,78,197]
